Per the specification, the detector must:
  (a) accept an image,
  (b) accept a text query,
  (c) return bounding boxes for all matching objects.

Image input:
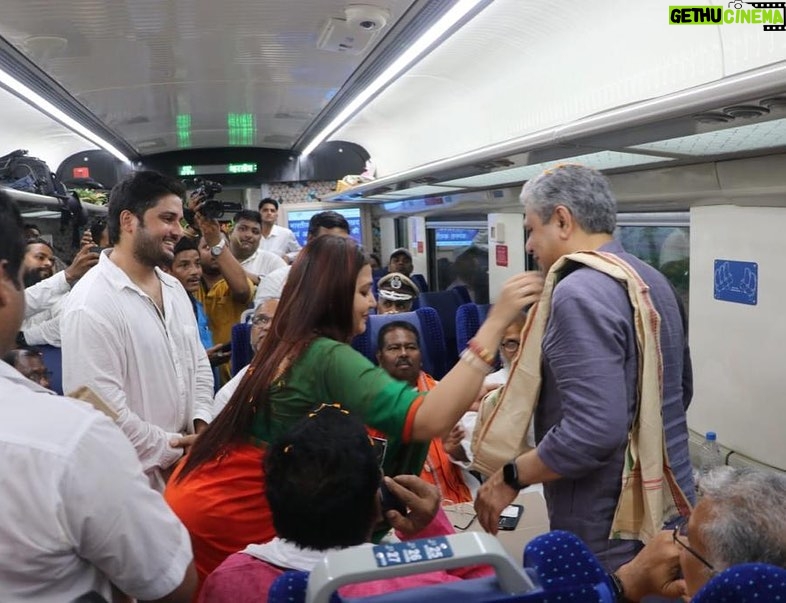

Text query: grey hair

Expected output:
[697,466,786,571]
[519,164,617,234]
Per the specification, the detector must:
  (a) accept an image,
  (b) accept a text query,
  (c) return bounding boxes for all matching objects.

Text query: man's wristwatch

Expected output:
[502,460,528,490]
[210,238,226,257]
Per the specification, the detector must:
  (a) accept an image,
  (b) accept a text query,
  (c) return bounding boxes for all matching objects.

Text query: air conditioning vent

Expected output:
[760,96,786,109]
[692,112,733,124]
[724,104,770,118]
[473,158,515,171]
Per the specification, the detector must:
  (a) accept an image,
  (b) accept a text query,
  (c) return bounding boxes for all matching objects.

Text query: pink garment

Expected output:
[198,509,493,603]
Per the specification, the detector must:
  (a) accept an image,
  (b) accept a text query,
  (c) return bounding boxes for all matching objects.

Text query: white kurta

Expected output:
[61,251,214,489]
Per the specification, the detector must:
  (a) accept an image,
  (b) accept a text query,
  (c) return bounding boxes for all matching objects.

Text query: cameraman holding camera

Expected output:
[188,189,255,385]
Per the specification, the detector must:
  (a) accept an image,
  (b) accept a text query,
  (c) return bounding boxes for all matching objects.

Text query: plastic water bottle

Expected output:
[699,431,723,474]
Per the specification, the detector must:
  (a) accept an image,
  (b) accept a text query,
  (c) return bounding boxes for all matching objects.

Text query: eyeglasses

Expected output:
[448,503,477,530]
[500,339,520,353]
[250,314,272,327]
[673,517,716,573]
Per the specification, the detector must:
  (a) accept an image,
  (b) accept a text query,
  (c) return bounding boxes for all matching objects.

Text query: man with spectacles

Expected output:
[611,466,786,601]
[3,345,52,390]
[212,297,280,417]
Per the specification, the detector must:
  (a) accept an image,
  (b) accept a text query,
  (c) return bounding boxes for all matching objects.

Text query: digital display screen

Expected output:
[434,228,479,248]
[178,163,257,177]
[287,207,362,246]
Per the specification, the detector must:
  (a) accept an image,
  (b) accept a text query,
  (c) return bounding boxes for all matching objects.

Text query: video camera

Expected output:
[188,177,238,221]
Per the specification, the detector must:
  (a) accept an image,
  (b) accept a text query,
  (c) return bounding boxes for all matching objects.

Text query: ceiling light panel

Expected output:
[629,118,786,156]
[441,150,672,188]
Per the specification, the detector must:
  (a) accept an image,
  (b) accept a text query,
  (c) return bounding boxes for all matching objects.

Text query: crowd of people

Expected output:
[0,164,784,602]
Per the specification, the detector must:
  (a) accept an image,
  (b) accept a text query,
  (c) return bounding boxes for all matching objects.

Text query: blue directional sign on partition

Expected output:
[714,259,758,305]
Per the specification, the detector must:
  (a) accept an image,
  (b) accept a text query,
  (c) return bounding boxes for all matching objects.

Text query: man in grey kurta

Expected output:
[536,238,694,569]
[475,164,695,571]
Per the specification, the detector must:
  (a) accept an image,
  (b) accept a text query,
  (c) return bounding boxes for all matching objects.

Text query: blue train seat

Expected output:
[268,530,614,603]
[692,563,786,602]
[351,307,448,379]
[417,290,465,369]
[455,303,491,357]
[230,322,253,376]
[38,344,63,394]
[410,273,428,293]
[450,284,471,304]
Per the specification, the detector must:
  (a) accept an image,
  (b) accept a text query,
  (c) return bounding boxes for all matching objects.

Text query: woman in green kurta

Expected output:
[167,234,541,584]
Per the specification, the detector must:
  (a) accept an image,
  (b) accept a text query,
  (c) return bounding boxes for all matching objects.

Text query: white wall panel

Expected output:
[689,205,786,470]
[335,0,786,177]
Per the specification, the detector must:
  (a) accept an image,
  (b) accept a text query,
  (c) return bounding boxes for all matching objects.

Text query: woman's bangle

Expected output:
[460,348,494,375]
[467,338,496,368]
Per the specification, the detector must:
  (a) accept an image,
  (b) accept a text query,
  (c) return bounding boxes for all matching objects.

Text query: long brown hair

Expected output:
[177,234,368,480]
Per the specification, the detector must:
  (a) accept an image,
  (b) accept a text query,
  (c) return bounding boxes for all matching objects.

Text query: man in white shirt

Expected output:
[21,241,99,346]
[61,170,215,491]
[257,197,301,262]
[0,188,196,602]
[229,209,285,285]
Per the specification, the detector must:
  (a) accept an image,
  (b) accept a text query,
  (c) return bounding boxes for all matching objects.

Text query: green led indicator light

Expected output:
[178,165,196,176]
[228,113,255,146]
[176,114,192,148]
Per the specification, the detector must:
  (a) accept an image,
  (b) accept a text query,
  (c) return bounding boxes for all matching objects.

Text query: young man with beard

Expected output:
[61,170,215,491]
[20,238,99,346]
[228,210,285,285]
[22,238,55,286]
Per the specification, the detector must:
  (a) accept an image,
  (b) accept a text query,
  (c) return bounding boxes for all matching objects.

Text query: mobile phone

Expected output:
[88,246,102,254]
[379,480,407,516]
[498,504,524,531]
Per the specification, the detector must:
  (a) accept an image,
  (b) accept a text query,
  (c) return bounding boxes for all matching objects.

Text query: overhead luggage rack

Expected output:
[1,185,107,217]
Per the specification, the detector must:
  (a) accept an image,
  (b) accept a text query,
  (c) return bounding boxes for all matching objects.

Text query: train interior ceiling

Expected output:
[1,0,785,475]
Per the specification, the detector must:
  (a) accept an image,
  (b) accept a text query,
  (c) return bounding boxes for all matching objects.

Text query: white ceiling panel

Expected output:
[0,0,416,154]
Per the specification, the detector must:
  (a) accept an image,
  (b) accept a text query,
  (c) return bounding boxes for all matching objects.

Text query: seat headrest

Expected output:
[692,562,786,602]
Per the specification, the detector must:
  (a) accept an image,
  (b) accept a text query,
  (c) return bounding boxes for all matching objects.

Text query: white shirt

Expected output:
[61,251,215,489]
[254,264,290,306]
[23,271,69,318]
[0,361,193,602]
[240,247,286,280]
[213,364,248,418]
[258,224,301,260]
[22,295,66,346]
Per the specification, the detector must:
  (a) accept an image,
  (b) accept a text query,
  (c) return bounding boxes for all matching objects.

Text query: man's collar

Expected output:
[101,250,177,293]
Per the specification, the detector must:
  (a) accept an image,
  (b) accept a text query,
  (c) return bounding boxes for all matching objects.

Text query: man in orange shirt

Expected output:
[376,321,475,504]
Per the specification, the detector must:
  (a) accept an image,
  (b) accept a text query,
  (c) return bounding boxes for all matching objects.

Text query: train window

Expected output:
[614,218,690,311]
[426,223,489,304]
